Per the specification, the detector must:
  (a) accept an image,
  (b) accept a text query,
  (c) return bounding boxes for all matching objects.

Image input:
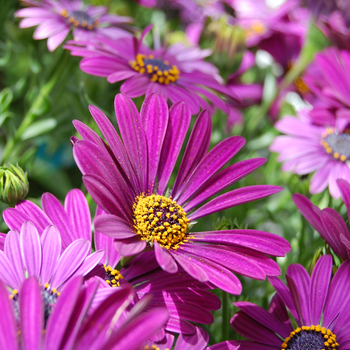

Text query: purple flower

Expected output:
[65,25,236,116]
[0,221,103,294]
[293,179,350,261]
[270,108,350,198]
[226,255,350,350]
[15,0,132,51]
[0,275,169,349]
[72,93,290,294]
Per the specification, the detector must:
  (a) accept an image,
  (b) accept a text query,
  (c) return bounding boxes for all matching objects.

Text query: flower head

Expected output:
[228,255,350,350]
[65,25,236,116]
[293,179,350,261]
[15,0,133,51]
[270,108,350,198]
[0,275,168,349]
[72,93,290,294]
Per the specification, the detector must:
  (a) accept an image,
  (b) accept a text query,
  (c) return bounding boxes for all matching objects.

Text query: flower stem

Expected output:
[1,50,70,163]
[222,290,229,341]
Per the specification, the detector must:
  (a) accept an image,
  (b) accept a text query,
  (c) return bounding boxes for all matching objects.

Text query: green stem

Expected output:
[1,50,70,163]
[222,290,229,341]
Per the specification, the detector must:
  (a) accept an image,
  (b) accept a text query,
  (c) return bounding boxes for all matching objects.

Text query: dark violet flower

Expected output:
[222,255,350,350]
[15,0,133,51]
[65,26,236,116]
[293,179,350,261]
[0,221,103,295]
[72,93,290,294]
[0,275,169,349]
[270,108,350,198]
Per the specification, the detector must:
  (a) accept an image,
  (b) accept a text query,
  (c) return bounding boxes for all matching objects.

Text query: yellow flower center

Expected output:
[130,54,180,85]
[282,325,339,350]
[132,194,190,250]
[104,265,124,287]
[294,76,309,94]
[321,128,350,162]
[244,21,266,37]
[61,9,99,30]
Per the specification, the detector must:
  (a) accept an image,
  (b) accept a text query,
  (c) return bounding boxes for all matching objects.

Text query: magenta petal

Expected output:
[337,179,350,223]
[50,239,90,289]
[64,189,91,243]
[174,326,209,350]
[20,277,44,350]
[140,94,169,193]
[120,74,150,98]
[207,341,240,350]
[40,226,61,285]
[309,255,332,325]
[70,250,105,278]
[107,70,137,83]
[0,279,19,350]
[114,94,148,192]
[20,222,42,279]
[154,241,178,273]
[157,101,191,195]
[172,110,212,198]
[0,250,19,288]
[176,136,246,204]
[5,230,25,287]
[189,185,282,220]
[47,28,70,51]
[114,237,146,256]
[94,214,135,239]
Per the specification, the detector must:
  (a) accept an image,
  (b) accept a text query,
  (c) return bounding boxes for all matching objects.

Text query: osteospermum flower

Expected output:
[0,275,169,349]
[65,25,236,116]
[72,93,290,294]
[270,108,350,198]
[15,0,133,51]
[224,255,350,350]
[0,221,103,298]
[293,179,350,261]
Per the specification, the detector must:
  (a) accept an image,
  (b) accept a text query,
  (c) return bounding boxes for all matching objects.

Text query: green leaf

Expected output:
[20,118,57,140]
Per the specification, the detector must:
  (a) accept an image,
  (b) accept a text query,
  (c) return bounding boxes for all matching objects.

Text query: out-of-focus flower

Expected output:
[228,255,350,350]
[270,108,350,198]
[226,51,263,129]
[15,0,133,51]
[72,93,290,294]
[65,25,236,116]
[293,179,350,261]
[0,163,29,206]
[0,275,169,349]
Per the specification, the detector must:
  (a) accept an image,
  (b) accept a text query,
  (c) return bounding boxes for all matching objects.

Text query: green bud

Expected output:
[0,163,29,206]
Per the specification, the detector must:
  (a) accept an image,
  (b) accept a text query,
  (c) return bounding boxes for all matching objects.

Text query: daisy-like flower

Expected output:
[214,255,350,350]
[270,108,350,198]
[0,221,103,300]
[15,0,133,51]
[293,179,350,261]
[0,275,169,349]
[65,25,236,116]
[72,93,290,294]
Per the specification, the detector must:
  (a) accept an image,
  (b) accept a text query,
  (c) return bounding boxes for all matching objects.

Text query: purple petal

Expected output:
[337,179,350,223]
[20,277,44,350]
[189,185,282,220]
[114,237,146,256]
[80,56,128,77]
[0,279,19,350]
[64,189,91,242]
[20,222,42,279]
[108,70,137,83]
[0,250,19,288]
[157,101,191,195]
[50,239,90,289]
[154,241,178,273]
[94,214,136,239]
[140,94,169,193]
[70,250,104,278]
[33,21,67,40]
[176,136,245,204]
[114,94,148,192]
[184,158,266,211]
[47,28,70,51]
[40,226,61,285]
[174,326,209,350]
[120,74,150,98]
[5,230,25,287]
[166,84,200,115]
[309,255,332,325]
[207,341,240,350]
[172,110,212,198]
[286,275,304,326]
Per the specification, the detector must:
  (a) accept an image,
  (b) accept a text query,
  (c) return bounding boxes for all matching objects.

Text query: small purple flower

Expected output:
[0,221,103,294]
[15,0,132,51]
[270,108,350,198]
[223,255,350,350]
[65,25,236,116]
[0,275,169,349]
[293,179,350,261]
[72,93,290,294]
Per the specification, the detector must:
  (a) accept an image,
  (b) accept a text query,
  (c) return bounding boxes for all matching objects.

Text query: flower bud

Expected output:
[0,163,29,206]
